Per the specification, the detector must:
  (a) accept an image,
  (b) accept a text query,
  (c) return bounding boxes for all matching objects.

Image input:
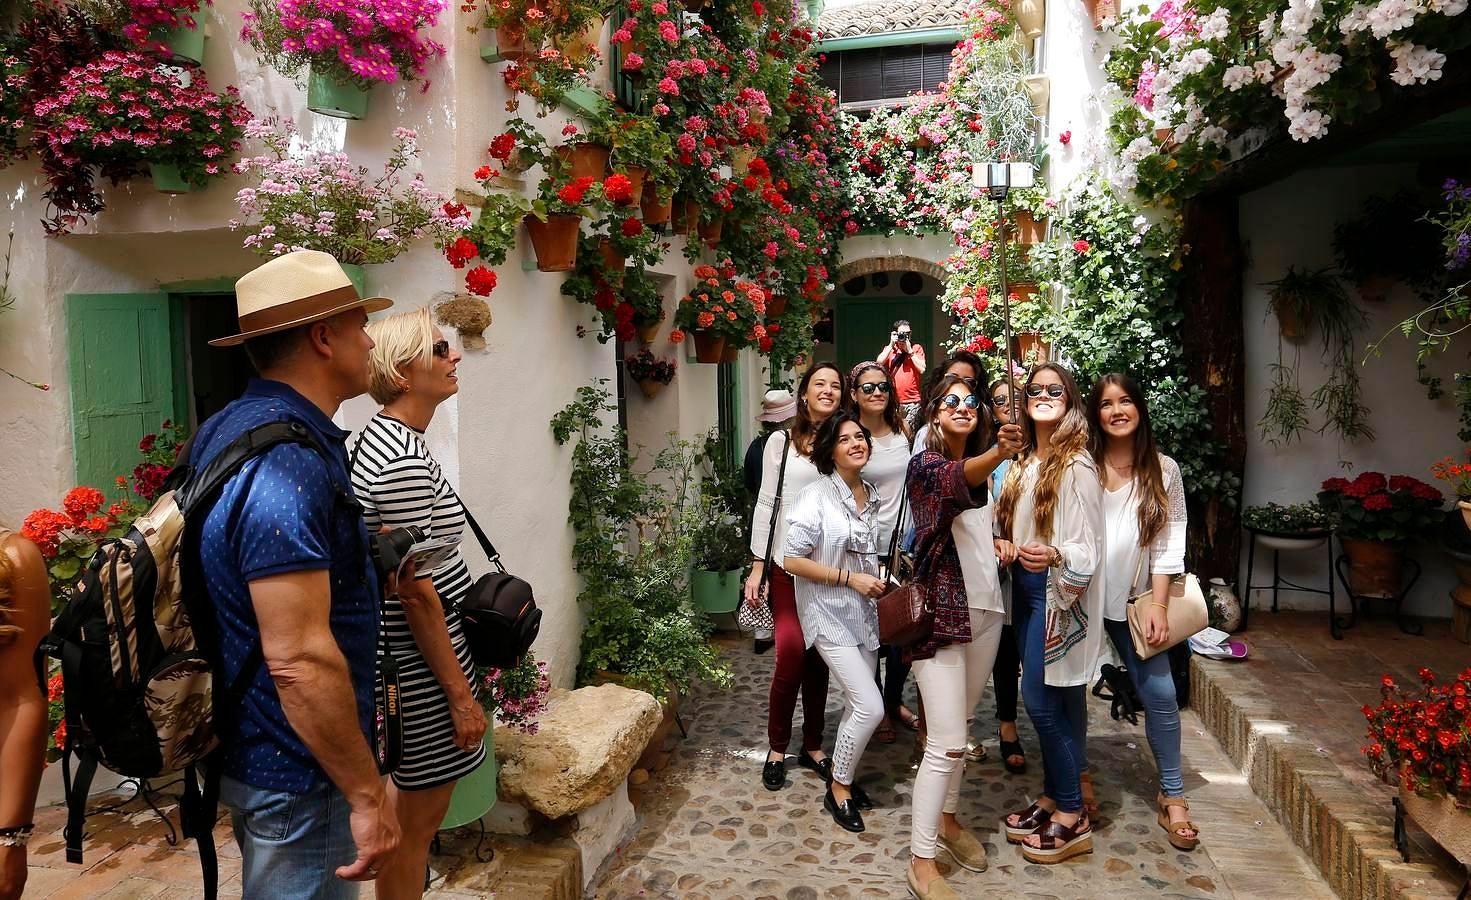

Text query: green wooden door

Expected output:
[66,292,184,491]
[835,296,934,375]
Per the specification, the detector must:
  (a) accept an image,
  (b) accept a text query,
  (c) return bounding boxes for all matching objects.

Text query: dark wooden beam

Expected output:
[1180,192,1247,580]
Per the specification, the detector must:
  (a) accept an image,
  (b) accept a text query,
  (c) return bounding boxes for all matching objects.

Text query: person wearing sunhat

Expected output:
[744,390,797,654]
[190,250,410,897]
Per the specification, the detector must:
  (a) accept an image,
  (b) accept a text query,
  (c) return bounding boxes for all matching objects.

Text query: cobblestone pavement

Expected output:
[595,637,1334,899]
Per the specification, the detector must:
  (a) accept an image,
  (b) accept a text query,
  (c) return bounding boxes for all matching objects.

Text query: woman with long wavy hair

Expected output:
[0,527,50,900]
[995,363,1105,865]
[745,362,845,791]
[1087,373,1198,851]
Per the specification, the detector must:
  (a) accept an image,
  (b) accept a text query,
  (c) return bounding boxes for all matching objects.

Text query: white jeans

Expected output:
[909,608,1005,858]
[815,642,882,787]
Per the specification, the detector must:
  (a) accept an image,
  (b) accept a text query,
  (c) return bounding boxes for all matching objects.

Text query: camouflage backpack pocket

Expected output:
[143,652,219,773]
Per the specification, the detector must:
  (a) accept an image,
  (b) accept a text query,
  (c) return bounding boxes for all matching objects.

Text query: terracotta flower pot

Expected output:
[1356,275,1394,303]
[598,238,625,272]
[1340,537,1403,599]
[1276,305,1308,343]
[721,344,739,363]
[636,318,662,344]
[1399,786,1471,865]
[697,216,724,244]
[1013,331,1050,362]
[1009,282,1040,303]
[641,190,673,226]
[1014,210,1047,245]
[496,22,537,61]
[691,330,726,363]
[555,142,610,181]
[672,197,699,235]
[523,214,581,272]
[637,378,665,399]
[766,295,788,318]
[620,165,648,205]
[915,135,935,149]
[1086,0,1118,29]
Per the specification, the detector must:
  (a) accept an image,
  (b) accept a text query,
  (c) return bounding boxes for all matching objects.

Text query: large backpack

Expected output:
[37,421,325,900]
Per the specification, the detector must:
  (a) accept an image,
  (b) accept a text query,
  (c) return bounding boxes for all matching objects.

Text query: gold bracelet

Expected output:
[1150,602,1169,610]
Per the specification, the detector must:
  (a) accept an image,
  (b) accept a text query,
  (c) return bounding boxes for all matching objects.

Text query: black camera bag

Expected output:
[460,509,541,668]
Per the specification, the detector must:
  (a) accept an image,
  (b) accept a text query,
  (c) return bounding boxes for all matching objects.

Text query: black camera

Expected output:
[368,525,426,582]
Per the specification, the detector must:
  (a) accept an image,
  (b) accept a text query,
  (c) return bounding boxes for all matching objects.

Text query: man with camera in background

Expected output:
[877,319,927,427]
[189,251,410,899]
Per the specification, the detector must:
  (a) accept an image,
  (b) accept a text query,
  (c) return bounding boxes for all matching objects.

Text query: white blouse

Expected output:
[1005,452,1105,688]
[1102,454,1188,622]
[782,475,883,650]
[749,430,823,563]
[863,429,911,553]
[953,501,1005,614]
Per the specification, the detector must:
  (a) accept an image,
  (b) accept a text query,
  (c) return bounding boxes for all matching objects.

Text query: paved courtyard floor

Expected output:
[595,635,1335,900]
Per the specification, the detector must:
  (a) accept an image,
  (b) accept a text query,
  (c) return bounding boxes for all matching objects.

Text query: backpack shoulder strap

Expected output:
[178,421,326,516]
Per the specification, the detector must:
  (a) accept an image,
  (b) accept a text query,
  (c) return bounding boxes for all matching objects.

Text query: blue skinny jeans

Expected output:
[1103,617,1184,796]
[1012,565,1089,814]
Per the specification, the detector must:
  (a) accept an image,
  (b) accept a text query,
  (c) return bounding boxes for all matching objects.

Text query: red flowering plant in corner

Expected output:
[1317,472,1445,544]
[671,260,765,349]
[1362,667,1471,808]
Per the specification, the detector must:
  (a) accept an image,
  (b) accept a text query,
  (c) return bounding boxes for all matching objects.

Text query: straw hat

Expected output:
[757,389,797,423]
[209,250,393,347]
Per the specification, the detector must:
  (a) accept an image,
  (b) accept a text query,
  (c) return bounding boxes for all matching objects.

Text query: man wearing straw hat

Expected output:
[189,250,403,898]
[742,390,796,654]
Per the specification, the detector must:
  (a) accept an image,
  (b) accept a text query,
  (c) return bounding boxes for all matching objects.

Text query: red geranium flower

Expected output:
[1073,239,1090,254]
[557,176,596,206]
[603,173,634,205]
[445,236,479,269]
[488,133,516,161]
[465,266,498,296]
[621,217,643,237]
[63,487,105,523]
[474,165,494,181]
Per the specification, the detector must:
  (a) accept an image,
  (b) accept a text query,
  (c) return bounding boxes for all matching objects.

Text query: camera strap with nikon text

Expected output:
[348,434,404,775]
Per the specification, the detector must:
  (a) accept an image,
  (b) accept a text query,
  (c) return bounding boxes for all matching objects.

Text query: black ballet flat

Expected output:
[824,786,866,833]
[797,751,832,783]
[762,758,786,791]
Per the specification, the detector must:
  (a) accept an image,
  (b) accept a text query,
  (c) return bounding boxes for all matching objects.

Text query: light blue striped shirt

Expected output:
[782,474,883,650]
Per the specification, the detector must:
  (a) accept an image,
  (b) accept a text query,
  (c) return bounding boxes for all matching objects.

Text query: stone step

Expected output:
[1189,656,1465,899]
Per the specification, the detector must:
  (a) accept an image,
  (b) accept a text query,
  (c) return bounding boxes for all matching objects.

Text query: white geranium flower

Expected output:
[1389,41,1446,83]
[1132,214,1150,233]
[1223,64,1257,89]
[1253,59,1276,81]
[1121,134,1156,164]
[1199,124,1230,146]
[1286,105,1330,141]
[1368,0,1423,37]
[1259,12,1279,39]
[1177,47,1215,75]
[1339,3,1373,32]
[1281,0,1321,36]
[1426,0,1467,14]
[1198,7,1231,40]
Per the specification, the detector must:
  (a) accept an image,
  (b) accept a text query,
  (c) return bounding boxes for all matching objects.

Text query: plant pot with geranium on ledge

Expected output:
[1318,472,1445,601]
[625,348,676,399]
[525,173,603,272]
[672,261,763,363]
[242,0,447,120]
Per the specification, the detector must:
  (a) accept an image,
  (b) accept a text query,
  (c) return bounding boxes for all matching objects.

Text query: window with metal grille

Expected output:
[818,43,956,108]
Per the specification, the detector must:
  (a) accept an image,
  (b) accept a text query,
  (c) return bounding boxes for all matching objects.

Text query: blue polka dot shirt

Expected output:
[192,378,379,793]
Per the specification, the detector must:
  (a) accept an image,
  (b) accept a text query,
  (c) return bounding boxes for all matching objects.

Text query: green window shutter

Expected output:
[65,292,182,492]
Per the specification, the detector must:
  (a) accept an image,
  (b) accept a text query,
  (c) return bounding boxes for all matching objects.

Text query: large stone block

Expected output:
[495,684,663,820]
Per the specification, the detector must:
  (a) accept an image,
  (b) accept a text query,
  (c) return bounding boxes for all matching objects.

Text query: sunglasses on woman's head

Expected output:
[857,381,891,395]
[432,340,451,359]
[939,393,980,411]
[1025,383,1065,399]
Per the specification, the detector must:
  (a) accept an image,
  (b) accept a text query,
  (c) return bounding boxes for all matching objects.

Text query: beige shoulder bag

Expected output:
[1124,547,1208,660]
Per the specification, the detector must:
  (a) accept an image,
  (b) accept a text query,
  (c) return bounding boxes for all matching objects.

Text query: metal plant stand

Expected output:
[1242,527,1334,634]
[1331,551,1423,639]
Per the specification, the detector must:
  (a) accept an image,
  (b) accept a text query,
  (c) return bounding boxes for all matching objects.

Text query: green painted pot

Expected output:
[338,263,368,297]
[157,23,206,65]
[150,163,193,194]
[307,69,369,120]
[440,734,497,829]
[691,569,742,614]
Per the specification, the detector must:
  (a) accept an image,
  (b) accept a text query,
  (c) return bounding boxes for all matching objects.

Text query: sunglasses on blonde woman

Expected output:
[432,340,451,359]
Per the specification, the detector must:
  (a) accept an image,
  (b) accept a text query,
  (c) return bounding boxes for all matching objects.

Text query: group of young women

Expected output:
[743,353,1200,899]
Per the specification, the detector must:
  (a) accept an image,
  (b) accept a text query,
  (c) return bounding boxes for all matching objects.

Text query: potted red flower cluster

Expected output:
[1362,667,1471,866]
[526,174,603,271]
[625,348,676,399]
[1318,472,1445,598]
[671,261,765,363]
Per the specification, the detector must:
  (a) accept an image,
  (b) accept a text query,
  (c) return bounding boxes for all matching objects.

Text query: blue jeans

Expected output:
[1104,617,1184,796]
[220,775,359,900]
[1012,565,1089,813]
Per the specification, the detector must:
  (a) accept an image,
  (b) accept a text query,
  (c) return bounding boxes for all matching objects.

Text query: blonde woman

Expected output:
[350,309,487,899]
[0,528,49,900]
[995,363,1105,865]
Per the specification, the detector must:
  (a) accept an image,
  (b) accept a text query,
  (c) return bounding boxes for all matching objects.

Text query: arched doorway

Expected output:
[819,256,948,373]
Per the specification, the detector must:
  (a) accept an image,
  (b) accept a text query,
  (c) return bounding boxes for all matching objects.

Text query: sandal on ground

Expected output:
[897,706,921,731]
[1020,816,1094,864]
[1003,802,1052,843]
[875,718,897,744]
[998,727,1027,775]
[1079,772,1100,818]
[906,863,960,900]
[1156,794,1200,851]
[797,750,833,783]
[965,741,987,762]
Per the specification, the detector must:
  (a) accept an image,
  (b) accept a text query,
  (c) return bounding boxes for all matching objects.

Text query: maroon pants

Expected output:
[767,565,830,753]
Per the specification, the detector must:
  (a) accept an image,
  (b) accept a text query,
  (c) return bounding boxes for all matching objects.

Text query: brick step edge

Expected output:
[1189,657,1464,900]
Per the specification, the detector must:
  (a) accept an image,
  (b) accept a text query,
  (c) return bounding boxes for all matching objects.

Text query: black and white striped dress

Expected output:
[350,413,486,790]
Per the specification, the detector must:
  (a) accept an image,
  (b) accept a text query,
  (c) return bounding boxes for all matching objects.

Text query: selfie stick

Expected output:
[975,161,1035,427]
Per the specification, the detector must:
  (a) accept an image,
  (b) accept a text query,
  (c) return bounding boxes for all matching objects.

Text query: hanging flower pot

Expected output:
[1015,0,1045,39]
[1014,210,1047,245]
[1009,282,1040,303]
[697,216,724,244]
[620,165,648,205]
[524,214,581,272]
[501,149,535,175]
[721,344,739,363]
[1276,306,1308,343]
[307,68,369,120]
[691,330,726,363]
[915,135,935,149]
[555,142,610,181]
[156,22,206,65]
[767,295,788,318]
[1356,275,1394,303]
[598,238,625,272]
[553,17,603,62]
[641,190,673,226]
[150,163,193,194]
[1339,538,1403,599]
[730,146,757,175]
[637,378,665,399]
[672,196,699,235]
[497,22,537,61]
[636,316,663,344]
[1013,331,1050,362]
[1021,74,1050,120]
[1085,0,1118,29]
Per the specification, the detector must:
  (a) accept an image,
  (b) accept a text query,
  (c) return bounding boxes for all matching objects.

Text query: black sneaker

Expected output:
[762,758,786,791]
[823,787,865,833]
[753,638,775,655]
[797,751,832,783]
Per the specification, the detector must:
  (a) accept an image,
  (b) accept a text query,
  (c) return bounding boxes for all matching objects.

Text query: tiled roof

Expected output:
[816,0,968,39]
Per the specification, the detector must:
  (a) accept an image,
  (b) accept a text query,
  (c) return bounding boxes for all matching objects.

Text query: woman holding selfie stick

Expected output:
[877,320,926,427]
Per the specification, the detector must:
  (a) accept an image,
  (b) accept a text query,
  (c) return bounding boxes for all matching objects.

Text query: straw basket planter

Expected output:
[691,330,726,363]
[555,142,610,180]
[1016,0,1045,38]
[524,214,581,271]
[637,378,666,399]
